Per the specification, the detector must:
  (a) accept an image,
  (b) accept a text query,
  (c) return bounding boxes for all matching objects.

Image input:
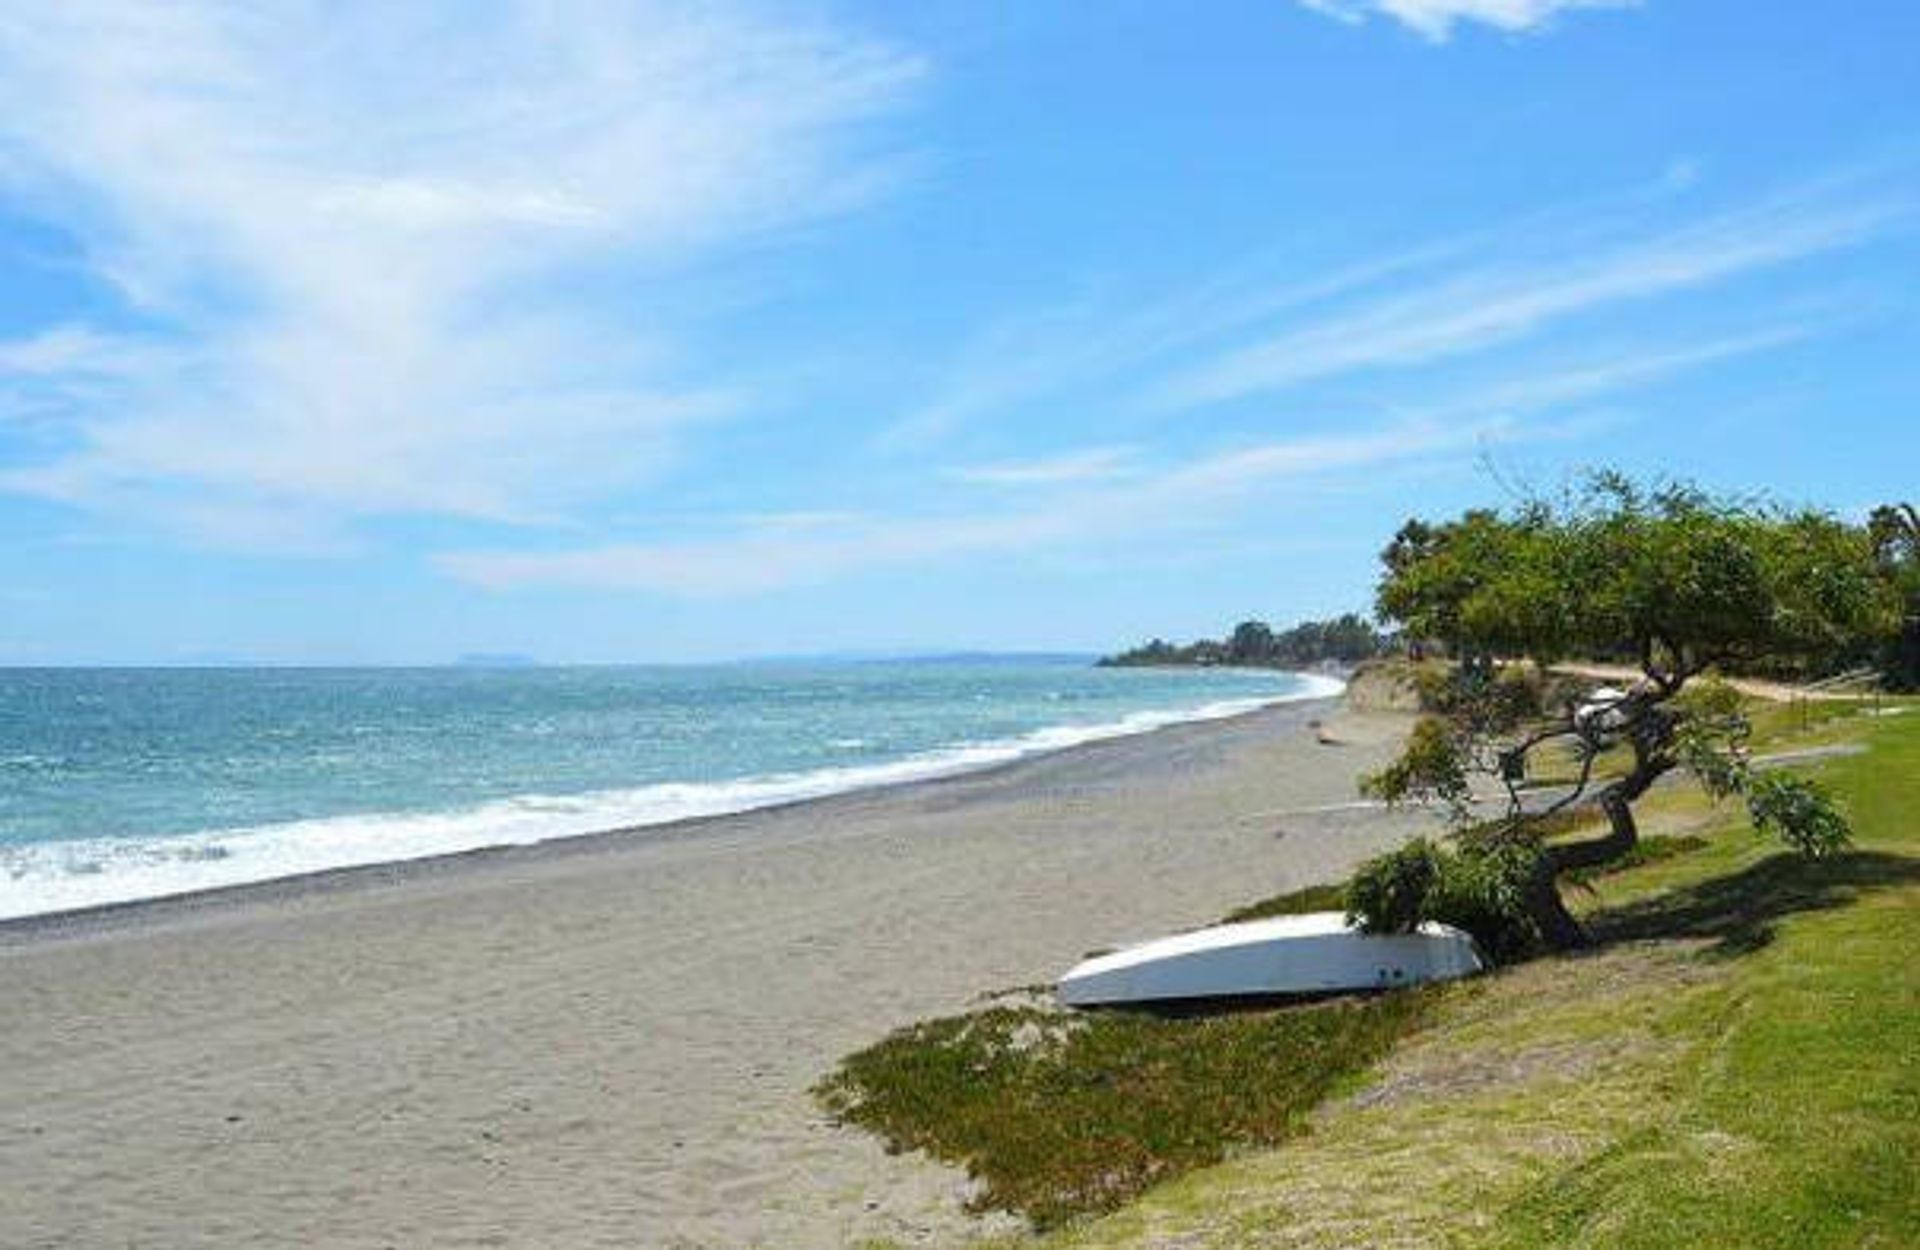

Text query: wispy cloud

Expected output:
[1299,0,1638,41]
[0,324,133,377]
[1154,193,1900,411]
[441,329,1796,596]
[877,174,1902,457]
[946,446,1139,487]
[1662,157,1704,192]
[439,420,1469,595]
[877,235,1476,451]
[0,2,920,543]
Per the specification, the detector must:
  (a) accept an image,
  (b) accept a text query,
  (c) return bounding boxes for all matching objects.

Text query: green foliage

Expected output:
[1377,474,1896,679]
[1345,838,1445,935]
[1870,502,1920,689]
[1104,613,1389,669]
[1411,660,1548,733]
[1379,508,1546,657]
[1228,619,1275,662]
[813,992,1436,1229]
[1671,676,1751,799]
[1746,772,1852,859]
[1345,835,1543,964]
[1671,672,1744,720]
[1437,835,1549,963]
[1359,716,1470,816]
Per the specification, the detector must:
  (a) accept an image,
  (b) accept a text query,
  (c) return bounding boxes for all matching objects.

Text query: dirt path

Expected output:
[1550,661,1865,703]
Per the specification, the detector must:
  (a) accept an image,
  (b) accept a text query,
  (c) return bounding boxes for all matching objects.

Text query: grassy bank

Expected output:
[824,697,1918,1247]
[1039,701,1918,1248]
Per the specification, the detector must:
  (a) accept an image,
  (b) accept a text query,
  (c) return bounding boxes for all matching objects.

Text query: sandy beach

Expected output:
[0,696,1431,1249]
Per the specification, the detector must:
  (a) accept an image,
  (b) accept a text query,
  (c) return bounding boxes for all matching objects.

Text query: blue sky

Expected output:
[1,0,1916,663]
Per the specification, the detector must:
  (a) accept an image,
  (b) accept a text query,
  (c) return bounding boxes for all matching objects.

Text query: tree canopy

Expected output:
[1356,474,1896,952]
[1376,473,1894,685]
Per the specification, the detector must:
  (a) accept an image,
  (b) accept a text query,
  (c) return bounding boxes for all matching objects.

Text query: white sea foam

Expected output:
[0,673,1343,921]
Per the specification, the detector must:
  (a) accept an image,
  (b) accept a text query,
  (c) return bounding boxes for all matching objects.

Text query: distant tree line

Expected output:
[1100,613,1390,669]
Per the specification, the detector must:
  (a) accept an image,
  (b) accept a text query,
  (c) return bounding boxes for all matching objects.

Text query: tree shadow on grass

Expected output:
[1588,850,1920,957]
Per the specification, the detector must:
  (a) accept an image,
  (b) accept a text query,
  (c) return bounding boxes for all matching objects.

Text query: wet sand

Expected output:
[0,697,1431,1248]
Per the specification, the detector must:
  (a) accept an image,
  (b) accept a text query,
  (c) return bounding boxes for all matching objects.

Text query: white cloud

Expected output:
[0,2,920,541]
[876,235,1473,451]
[1662,157,1704,192]
[1300,0,1638,41]
[1155,194,1899,411]
[438,423,1457,595]
[439,328,1800,596]
[0,325,127,376]
[947,446,1139,487]
[877,176,1900,452]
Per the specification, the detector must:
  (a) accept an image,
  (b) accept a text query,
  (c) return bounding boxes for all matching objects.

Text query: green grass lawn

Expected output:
[1036,703,1919,1248]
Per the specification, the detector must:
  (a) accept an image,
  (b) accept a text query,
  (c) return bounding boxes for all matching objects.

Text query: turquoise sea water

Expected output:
[0,659,1338,919]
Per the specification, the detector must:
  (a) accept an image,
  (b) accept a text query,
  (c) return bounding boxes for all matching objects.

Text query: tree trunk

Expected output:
[1898,614,1920,691]
[1529,755,1666,950]
[1524,854,1590,949]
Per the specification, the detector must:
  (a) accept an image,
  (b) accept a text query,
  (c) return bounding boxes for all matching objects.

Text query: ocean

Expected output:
[0,659,1339,921]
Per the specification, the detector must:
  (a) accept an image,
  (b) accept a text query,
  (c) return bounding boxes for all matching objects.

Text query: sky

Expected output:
[0,0,1916,664]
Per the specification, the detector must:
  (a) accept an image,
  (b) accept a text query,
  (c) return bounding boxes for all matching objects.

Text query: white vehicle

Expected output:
[1573,685,1632,739]
[1056,912,1484,1009]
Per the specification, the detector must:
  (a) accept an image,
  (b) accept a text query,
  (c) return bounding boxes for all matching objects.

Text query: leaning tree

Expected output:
[1358,473,1897,951]
[1869,502,1920,689]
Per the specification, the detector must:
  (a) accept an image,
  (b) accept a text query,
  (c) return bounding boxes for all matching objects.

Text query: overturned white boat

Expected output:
[1056,912,1483,1009]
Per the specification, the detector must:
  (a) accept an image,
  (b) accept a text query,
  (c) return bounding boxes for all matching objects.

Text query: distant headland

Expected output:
[1100,613,1390,669]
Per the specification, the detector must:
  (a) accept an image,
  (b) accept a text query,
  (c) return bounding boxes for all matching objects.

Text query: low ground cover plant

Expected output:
[814,989,1438,1229]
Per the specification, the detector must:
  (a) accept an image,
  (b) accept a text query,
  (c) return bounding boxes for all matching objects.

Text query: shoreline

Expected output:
[1,692,1431,1248]
[1,676,1344,940]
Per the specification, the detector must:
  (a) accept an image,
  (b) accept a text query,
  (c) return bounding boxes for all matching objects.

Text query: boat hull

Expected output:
[1056,912,1483,1008]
